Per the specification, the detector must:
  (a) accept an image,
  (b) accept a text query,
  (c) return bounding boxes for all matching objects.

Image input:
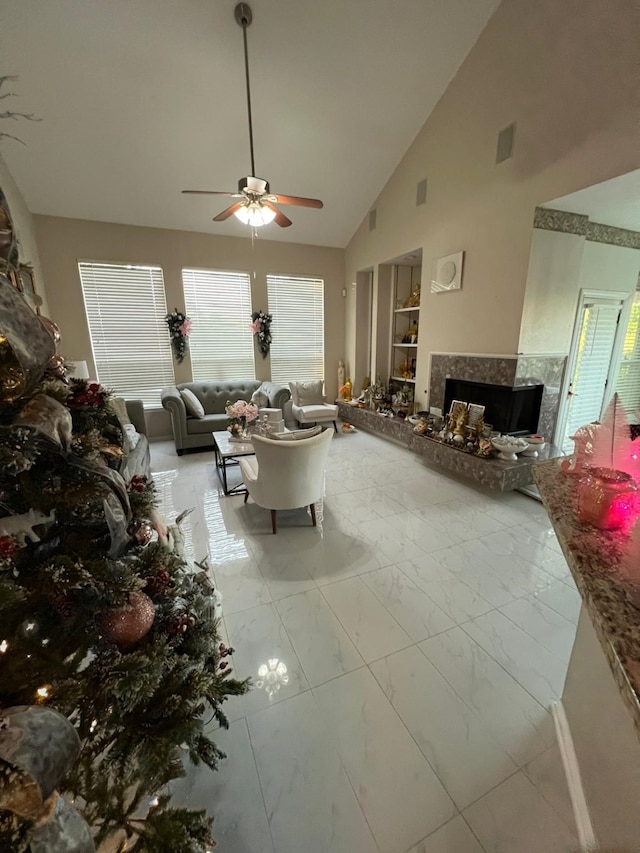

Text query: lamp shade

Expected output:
[234,202,276,227]
[69,360,90,379]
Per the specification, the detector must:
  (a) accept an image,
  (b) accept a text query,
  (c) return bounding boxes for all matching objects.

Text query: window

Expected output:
[182,268,255,380]
[267,274,324,382]
[78,262,174,406]
[615,288,640,415]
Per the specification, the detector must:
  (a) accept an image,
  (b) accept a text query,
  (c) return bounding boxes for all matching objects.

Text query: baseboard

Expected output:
[551,700,597,851]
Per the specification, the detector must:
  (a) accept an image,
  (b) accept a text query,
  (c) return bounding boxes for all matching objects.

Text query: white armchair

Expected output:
[239,428,333,533]
[289,380,339,431]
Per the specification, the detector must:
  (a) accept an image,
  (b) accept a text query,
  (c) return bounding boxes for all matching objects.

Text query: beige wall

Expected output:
[0,152,48,314]
[519,230,640,354]
[344,0,640,409]
[35,215,345,431]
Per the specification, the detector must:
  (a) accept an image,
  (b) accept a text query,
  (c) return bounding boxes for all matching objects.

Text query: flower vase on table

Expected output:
[225,399,258,442]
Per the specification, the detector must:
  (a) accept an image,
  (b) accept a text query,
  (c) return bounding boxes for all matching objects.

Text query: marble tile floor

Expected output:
[151,431,581,853]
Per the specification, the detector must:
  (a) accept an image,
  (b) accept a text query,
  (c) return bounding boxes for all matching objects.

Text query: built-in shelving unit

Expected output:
[388,256,422,398]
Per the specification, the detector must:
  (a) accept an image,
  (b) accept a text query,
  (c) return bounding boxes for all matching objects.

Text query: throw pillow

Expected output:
[180,388,205,419]
[270,425,322,441]
[251,387,269,409]
[110,397,132,428]
[290,380,324,407]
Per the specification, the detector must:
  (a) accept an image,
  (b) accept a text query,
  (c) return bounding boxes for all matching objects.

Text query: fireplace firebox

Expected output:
[443,379,543,435]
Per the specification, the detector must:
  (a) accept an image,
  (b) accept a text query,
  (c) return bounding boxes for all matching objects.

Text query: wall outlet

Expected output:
[430,406,442,417]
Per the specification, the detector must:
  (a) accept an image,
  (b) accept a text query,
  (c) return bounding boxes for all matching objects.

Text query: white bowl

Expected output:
[491,436,529,461]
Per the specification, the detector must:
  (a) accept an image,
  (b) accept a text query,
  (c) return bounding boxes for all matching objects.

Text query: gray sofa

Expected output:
[161,380,291,455]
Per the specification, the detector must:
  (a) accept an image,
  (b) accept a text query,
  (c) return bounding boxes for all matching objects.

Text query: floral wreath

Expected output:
[250,310,272,358]
[165,308,192,363]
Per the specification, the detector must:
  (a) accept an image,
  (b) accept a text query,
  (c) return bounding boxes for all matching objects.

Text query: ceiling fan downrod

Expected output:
[235,3,256,178]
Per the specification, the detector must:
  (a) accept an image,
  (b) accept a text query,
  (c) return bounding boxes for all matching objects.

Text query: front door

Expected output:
[556,291,628,452]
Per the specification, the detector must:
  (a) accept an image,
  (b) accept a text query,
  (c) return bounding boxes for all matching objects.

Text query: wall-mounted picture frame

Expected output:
[431,251,464,293]
[17,265,41,314]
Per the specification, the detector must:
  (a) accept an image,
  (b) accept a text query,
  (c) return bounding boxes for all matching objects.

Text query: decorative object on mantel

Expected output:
[338,378,352,401]
[337,358,345,391]
[572,394,640,531]
[491,435,529,461]
[402,282,421,308]
[431,251,464,293]
[225,398,259,440]
[165,307,192,363]
[250,310,272,357]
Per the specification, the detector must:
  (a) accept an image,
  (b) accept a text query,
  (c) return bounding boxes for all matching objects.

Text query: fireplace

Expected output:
[444,378,543,435]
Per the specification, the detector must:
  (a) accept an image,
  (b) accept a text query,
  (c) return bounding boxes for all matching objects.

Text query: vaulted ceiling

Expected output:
[0,0,500,247]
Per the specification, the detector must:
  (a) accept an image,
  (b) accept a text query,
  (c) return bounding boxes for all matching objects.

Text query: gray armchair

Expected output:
[161,380,291,455]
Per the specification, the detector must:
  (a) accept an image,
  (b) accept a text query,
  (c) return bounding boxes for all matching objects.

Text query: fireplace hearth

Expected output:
[444,378,543,435]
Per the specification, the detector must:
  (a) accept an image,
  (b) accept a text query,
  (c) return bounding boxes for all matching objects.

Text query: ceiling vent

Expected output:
[369,209,377,231]
[416,178,427,206]
[496,123,515,164]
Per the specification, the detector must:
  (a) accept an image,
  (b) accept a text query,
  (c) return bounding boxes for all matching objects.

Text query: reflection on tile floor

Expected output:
[153,430,580,852]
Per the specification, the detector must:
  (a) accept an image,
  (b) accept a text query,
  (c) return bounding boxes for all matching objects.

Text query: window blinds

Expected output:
[266,274,325,383]
[182,268,255,380]
[615,290,640,415]
[78,262,175,406]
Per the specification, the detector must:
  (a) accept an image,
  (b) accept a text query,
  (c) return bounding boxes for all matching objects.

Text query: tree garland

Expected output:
[250,311,272,358]
[165,308,192,363]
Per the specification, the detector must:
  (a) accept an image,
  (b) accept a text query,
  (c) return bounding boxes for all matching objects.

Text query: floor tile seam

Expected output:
[457,621,561,712]
[315,571,416,647]
[404,814,489,853]
[411,626,554,768]
[497,598,576,656]
[357,564,456,637]
[364,655,461,821]
[393,558,497,619]
[520,756,581,838]
[304,681,385,853]
[242,711,283,852]
[273,596,368,688]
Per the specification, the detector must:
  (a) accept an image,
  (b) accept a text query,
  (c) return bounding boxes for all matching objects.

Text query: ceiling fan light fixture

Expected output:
[234,201,276,227]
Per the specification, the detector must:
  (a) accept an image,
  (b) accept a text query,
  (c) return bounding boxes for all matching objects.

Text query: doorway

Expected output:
[555,289,631,452]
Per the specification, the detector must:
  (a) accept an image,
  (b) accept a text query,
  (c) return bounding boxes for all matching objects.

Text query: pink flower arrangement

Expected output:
[249,319,260,335]
[179,318,192,336]
[225,399,259,423]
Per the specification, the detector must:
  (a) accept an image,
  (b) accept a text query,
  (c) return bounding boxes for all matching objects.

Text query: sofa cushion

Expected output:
[110,397,132,427]
[180,388,205,418]
[186,413,228,435]
[251,387,269,409]
[290,380,324,407]
[295,403,338,420]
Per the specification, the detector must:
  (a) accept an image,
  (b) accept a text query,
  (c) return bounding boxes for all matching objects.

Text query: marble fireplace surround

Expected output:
[429,353,567,441]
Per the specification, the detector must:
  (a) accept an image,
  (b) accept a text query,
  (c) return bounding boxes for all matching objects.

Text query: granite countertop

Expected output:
[534,459,640,737]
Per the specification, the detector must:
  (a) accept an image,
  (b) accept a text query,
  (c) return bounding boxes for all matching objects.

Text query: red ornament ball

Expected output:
[129,520,153,545]
[99,591,155,648]
[0,535,20,560]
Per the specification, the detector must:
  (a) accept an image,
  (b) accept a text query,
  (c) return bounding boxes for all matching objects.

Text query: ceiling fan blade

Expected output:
[182,190,244,197]
[263,202,292,228]
[268,194,324,209]
[213,201,246,221]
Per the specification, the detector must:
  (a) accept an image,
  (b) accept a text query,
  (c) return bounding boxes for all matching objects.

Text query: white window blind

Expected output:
[267,274,325,382]
[182,268,255,380]
[78,262,175,406]
[615,289,640,415]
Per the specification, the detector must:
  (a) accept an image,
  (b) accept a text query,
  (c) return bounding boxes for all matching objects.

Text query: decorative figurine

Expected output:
[338,359,346,393]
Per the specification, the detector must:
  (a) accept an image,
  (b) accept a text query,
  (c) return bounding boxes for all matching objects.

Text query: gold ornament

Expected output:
[99,591,155,648]
[38,316,61,346]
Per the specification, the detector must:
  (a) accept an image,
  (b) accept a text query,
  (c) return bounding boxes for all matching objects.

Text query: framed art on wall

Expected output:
[431,251,464,293]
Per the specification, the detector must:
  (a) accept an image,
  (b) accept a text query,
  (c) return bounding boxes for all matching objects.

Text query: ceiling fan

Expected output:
[182,3,324,229]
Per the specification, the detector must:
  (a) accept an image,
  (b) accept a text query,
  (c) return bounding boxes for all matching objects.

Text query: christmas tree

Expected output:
[0,277,249,851]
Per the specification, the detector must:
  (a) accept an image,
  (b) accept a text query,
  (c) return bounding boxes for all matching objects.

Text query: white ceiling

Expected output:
[0,0,499,247]
[544,169,640,233]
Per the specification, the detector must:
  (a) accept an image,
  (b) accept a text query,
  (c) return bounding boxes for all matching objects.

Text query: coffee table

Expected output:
[212,430,255,496]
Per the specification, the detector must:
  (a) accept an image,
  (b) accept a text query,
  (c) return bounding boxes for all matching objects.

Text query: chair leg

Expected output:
[310,503,317,526]
[333,421,338,432]
[271,509,277,534]
[244,491,249,504]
